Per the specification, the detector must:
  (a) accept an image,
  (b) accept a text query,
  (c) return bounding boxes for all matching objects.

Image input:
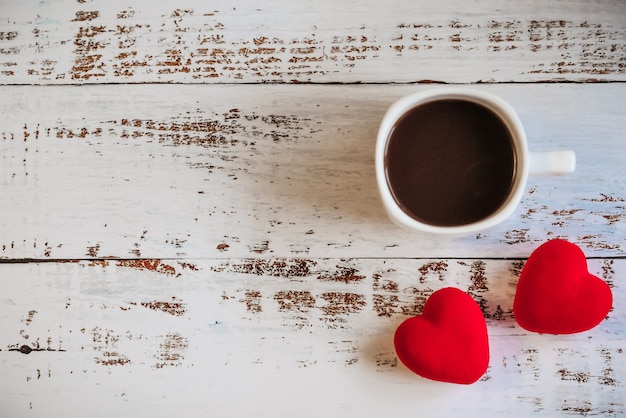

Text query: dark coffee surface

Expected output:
[385,99,515,226]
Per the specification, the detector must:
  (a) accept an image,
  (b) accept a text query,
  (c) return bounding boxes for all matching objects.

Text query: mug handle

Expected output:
[528,150,576,176]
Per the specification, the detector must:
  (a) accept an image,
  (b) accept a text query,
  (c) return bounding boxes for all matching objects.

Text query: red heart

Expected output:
[514,239,613,334]
[394,287,489,384]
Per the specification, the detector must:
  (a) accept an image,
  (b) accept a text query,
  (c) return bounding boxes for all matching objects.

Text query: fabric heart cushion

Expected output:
[514,239,613,334]
[394,287,489,384]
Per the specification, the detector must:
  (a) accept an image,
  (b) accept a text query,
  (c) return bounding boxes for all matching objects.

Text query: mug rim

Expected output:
[375,87,529,234]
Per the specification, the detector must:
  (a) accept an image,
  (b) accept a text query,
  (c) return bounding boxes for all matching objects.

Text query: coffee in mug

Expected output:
[375,88,576,234]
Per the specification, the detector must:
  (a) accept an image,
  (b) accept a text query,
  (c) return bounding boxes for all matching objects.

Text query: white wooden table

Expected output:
[1,1,625,416]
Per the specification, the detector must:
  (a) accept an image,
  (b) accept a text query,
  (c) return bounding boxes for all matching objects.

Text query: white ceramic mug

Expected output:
[375,88,576,235]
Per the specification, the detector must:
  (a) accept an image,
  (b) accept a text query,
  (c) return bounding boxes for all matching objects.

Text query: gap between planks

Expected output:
[1,80,625,87]
[2,255,626,263]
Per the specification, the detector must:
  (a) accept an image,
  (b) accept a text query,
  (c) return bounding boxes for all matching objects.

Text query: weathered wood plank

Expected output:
[0,258,624,417]
[0,0,625,84]
[1,1,624,417]
[1,83,624,259]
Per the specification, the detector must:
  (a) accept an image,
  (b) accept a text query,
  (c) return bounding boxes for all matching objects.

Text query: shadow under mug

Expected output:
[375,88,576,235]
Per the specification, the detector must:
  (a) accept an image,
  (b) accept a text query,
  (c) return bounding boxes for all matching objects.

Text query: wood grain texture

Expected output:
[1,83,624,260]
[1,0,625,416]
[0,0,625,84]
[0,257,624,417]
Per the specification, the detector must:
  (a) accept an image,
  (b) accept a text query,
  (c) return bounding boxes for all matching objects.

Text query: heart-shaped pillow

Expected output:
[514,239,613,334]
[394,287,489,384]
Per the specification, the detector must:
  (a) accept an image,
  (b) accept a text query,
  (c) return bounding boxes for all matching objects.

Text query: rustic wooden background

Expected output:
[1,0,625,417]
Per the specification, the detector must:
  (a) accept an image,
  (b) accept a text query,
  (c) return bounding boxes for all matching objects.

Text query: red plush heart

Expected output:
[394,287,489,384]
[514,239,613,334]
